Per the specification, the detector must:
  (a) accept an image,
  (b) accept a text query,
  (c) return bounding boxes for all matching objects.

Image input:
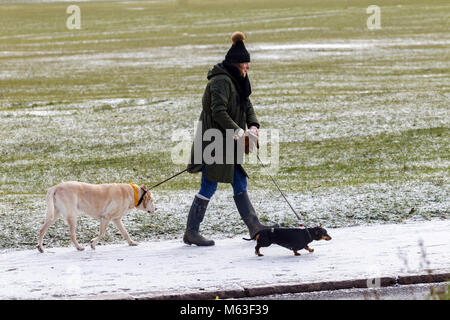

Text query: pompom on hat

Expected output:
[225,31,250,63]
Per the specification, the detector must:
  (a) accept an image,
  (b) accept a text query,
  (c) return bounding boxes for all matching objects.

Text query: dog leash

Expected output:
[256,153,313,240]
[148,167,189,190]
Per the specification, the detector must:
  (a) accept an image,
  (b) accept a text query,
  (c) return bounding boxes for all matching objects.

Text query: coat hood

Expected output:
[207,62,252,101]
[207,63,230,80]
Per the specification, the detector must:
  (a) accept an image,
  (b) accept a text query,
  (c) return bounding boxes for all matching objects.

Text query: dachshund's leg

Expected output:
[254,234,264,256]
[305,246,314,253]
[293,250,301,256]
[255,245,264,257]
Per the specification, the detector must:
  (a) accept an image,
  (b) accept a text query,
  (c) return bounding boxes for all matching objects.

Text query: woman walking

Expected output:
[185,31,276,246]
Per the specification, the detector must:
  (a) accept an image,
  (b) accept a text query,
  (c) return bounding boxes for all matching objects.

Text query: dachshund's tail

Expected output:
[242,230,263,241]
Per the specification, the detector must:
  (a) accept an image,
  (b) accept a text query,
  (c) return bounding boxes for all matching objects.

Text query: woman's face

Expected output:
[236,62,250,77]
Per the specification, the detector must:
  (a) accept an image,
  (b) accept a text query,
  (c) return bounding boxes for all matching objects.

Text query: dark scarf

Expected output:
[221,60,252,111]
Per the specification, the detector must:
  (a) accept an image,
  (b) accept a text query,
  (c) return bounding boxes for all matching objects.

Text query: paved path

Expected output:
[0,220,449,299]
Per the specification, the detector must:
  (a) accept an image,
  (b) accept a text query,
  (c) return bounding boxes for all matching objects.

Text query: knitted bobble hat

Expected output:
[225,31,250,63]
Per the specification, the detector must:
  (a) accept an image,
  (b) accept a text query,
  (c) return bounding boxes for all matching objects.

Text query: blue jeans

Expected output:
[199,166,248,199]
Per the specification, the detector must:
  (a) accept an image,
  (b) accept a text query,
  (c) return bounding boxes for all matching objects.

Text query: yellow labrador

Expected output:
[37,181,156,253]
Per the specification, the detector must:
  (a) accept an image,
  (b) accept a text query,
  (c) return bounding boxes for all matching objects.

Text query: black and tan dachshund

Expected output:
[244,226,332,256]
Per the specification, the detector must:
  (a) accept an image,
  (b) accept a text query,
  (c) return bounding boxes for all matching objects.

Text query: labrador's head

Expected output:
[139,185,156,214]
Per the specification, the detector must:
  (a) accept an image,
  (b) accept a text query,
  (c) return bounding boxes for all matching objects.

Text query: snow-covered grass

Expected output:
[0,0,448,250]
[0,181,447,251]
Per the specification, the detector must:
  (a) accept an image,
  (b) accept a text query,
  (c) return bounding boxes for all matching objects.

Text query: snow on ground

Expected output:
[3,37,449,78]
[0,219,448,299]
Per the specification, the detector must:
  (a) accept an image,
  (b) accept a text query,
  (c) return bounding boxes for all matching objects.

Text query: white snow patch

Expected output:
[0,220,448,299]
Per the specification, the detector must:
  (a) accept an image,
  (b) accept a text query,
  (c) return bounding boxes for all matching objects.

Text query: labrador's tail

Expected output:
[45,186,57,220]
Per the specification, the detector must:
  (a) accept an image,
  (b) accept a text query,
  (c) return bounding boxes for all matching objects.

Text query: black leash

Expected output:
[148,157,313,240]
[137,188,147,206]
[256,154,312,240]
[148,167,189,190]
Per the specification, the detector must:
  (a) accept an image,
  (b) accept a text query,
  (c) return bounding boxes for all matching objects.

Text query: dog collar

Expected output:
[129,183,146,207]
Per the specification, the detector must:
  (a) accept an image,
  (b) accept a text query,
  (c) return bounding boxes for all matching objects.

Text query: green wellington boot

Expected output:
[233,191,279,238]
[183,195,215,246]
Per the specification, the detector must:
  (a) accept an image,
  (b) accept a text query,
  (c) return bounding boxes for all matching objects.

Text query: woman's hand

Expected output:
[249,125,259,136]
[249,126,259,136]
[233,128,245,140]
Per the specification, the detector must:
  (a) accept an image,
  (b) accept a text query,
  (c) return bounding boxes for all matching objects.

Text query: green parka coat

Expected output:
[187,63,260,183]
